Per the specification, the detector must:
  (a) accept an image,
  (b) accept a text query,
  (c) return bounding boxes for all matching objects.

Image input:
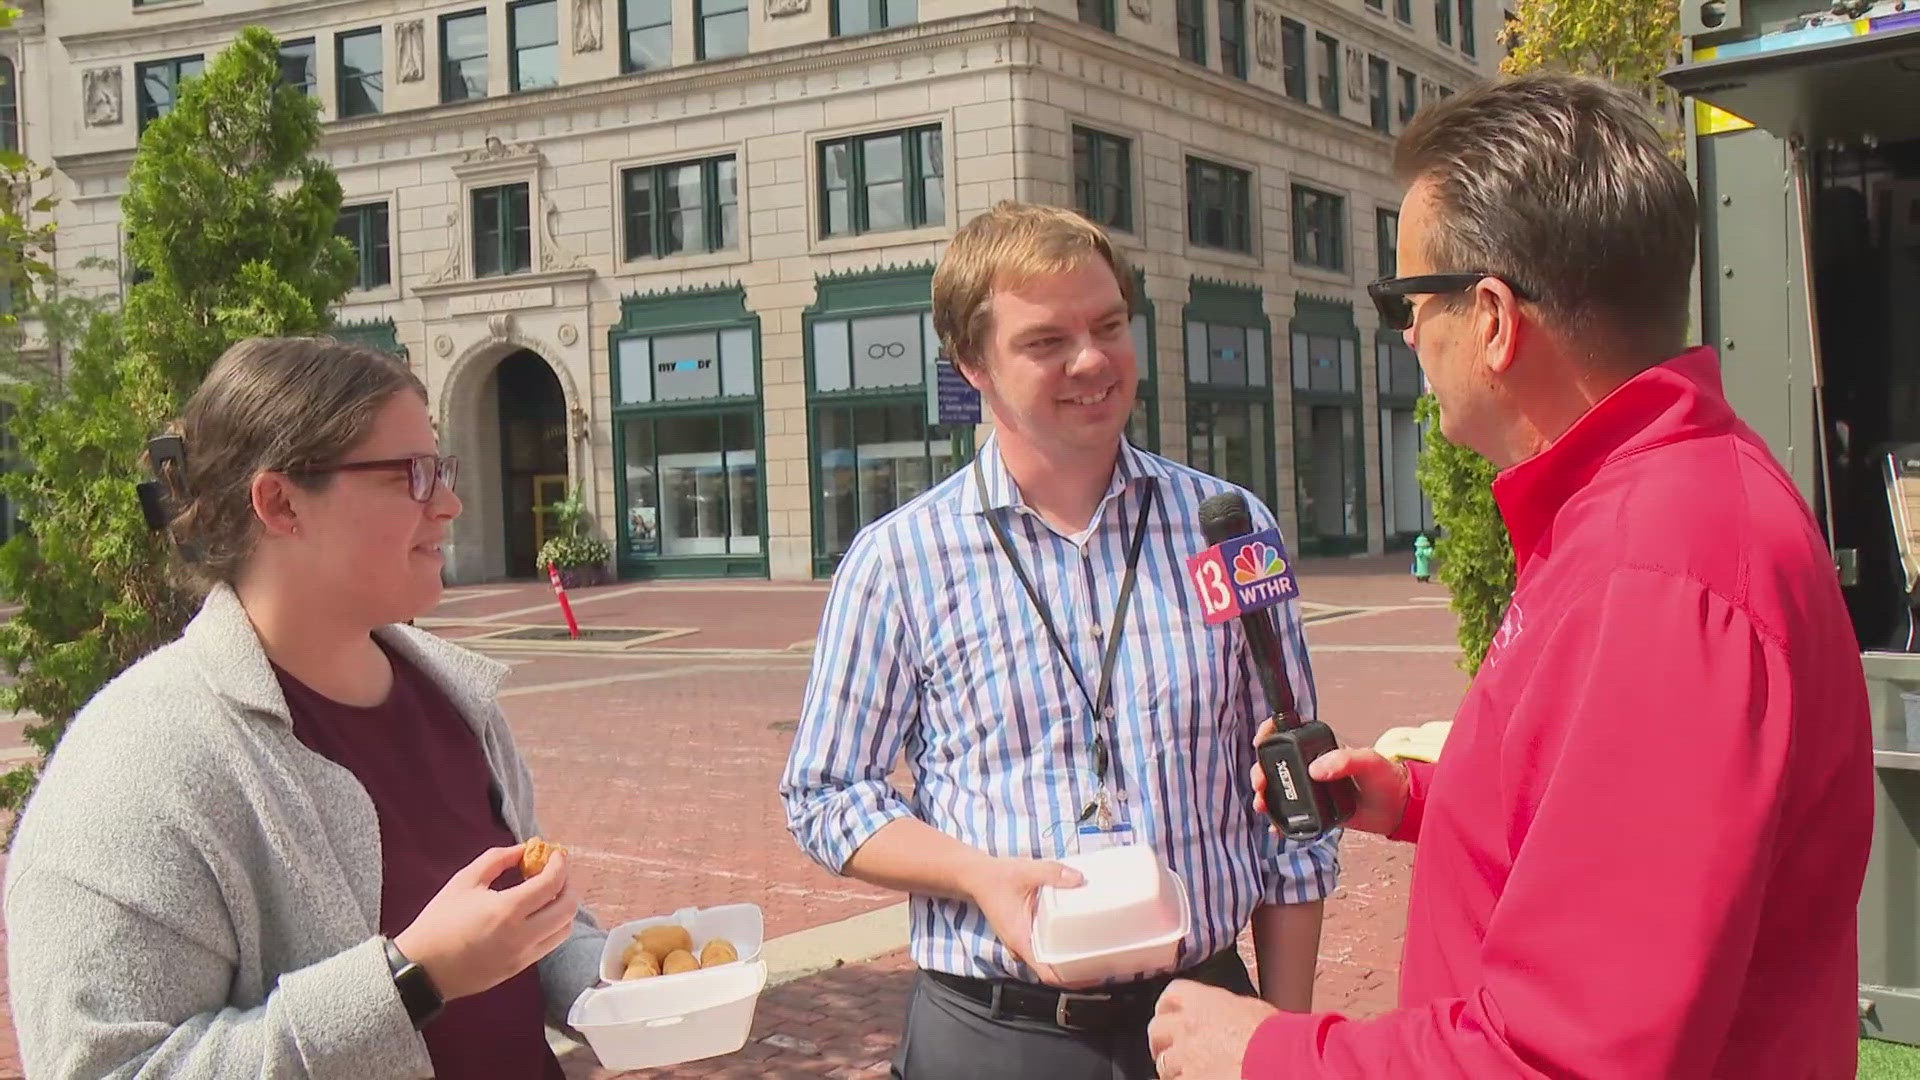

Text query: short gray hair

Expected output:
[1395,72,1698,359]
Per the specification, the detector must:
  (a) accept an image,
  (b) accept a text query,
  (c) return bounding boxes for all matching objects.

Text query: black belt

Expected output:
[925,949,1245,1032]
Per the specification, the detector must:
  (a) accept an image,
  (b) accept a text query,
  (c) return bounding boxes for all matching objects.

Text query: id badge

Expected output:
[1076,820,1136,854]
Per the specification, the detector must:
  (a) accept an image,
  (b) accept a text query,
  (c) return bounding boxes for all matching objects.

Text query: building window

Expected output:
[1458,0,1476,55]
[279,39,317,96]
[1073,127,1132,233]
[1219,0,1247,78]
[1398,67,1418,124]
[1186,281,1273,508]
[699,0,749,58]
[1078,0,1116,32]
[0,401,21,546]
[337,203,392,291]
[622,0,674,71]
[136,55,204,132]
[1317,33,1340,113]
[1129,273,1159,452]
[472,183,532,277]
[1188,157,1252,254]
[819,125,944,238]
[440,9,489,103]
[623,155,738,260]
[1368,56,1391,132]
[806,269,970,572]
[1291,298,1365,554]
[835,0,916,36]
[1280,19,1306,102]
[1376,208,1398,279]
[1292,185,1347,273]
[613,288,765,571]
[1395,0,1413,22]
[336,28,383,117]
[510,0,560,91]
[1378,335,1432,544]
[1434,0,1452,45]
[1365,0,1383,9]
[0,57,16,153]
[1177,0,1206,63]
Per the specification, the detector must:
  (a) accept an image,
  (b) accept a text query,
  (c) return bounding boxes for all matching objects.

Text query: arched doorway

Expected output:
[495,349,568,578]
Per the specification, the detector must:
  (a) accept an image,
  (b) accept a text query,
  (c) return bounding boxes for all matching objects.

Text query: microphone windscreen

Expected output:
[1199,492,1254,546]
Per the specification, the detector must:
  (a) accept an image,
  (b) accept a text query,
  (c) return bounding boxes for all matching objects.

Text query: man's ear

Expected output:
[955,356,989,393]
[1474,278,1524,376]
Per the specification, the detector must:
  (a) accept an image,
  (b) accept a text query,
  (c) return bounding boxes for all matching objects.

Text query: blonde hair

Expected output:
[155,336,427,588]
[932,201,1137,369]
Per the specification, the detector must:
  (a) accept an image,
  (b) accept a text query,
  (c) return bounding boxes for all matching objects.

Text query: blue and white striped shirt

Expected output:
[780,437,1339,981]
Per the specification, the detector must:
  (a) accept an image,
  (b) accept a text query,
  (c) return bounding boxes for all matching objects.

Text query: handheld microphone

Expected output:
[1190,492,1356,841]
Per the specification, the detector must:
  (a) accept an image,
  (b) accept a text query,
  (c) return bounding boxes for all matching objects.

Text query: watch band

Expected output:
[382,936,445,1030]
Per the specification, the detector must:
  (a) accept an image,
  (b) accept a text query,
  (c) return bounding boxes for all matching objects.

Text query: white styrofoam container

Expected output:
[569,959,769,1071]
[567,904,769,1071]
[1029,845,1192,985]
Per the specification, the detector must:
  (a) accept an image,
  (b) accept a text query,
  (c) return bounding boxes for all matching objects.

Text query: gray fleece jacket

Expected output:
[3,586,606,1078]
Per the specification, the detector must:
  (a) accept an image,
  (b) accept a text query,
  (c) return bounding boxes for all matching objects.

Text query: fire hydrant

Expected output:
[1412,534,1434,583]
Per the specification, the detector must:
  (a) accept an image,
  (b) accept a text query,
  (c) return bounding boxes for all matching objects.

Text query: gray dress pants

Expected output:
[890,951,1258,1080]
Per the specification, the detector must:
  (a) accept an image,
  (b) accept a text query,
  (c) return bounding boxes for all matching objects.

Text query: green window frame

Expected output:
[621,0,674,72]
[1130,269,1159,453]
[819,125,944,238]
[1376,208,1398,279]
[440,8,489,103]
[1219,0,1247,79]
[804,266,972,574]
[1187,157,1253,254]
[1292,184,1348,273]
[1368,56,1392,132]
[510,0,561,91]
[1281,19,1307,101]
[336,27,383,117]
[1176,0,1206,63]
[1376,329,1431,546]
[1072,127,1132,233]
[610,286,767,578]
[1395,0,1413,22]
[833,0,917,36]
[1184,280,1275,509]
[1399,68,1419,124]
[0,57,17,152]
[623,155,738,260]
[1078,0,1116,32]
[1434,0,1452,45]
[1291,295,1367,555]
[1317,32,1340,113]
[336,203,392,291]
[472,183,532,278]
[331,318,408,359]
[698,0,749,60]
[1458,0,1476,56]
[135,55,204,132]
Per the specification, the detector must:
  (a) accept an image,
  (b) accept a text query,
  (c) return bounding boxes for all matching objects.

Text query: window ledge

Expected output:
[1292,265,1353,289]
[410,266,595,299]
[1185,244,1264,271]
[810,224,951,255]
[340,286,402,305]
[132,0,203,12]
[615,248,751,276]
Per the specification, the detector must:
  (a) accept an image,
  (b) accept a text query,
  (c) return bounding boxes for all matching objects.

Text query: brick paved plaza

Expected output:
[0,556,1467,1078]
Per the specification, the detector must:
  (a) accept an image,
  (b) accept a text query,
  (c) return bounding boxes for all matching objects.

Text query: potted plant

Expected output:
[537,488,614,589]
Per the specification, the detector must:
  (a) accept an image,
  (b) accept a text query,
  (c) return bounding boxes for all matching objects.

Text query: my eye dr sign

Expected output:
[1185,528,1300,625]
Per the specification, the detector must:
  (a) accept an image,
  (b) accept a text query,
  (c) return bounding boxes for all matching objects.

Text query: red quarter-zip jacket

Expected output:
[1244,347,1874,1078]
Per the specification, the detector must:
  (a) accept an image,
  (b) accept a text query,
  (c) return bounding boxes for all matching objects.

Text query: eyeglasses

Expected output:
[293,454,459,503]
[1367,273,1536,332]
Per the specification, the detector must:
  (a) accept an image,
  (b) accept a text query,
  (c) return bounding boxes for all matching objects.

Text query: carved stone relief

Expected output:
[767,0,810,17]
[539,194,585,272]
[84,68,122,127]
[428,210,465,284]
[463,135,540,165]
[488,313,516,341]
[573,0,605,52]
[1127,0,1151,21]
[397,20,427,83]
[1253,7,1278,70]
[1346,46,1366,101]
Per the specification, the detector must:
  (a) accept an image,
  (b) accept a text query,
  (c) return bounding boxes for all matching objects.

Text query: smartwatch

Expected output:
[382,936,445,1030]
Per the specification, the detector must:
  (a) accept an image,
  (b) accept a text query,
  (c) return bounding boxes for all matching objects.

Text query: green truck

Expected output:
[1664,0,1920,1048]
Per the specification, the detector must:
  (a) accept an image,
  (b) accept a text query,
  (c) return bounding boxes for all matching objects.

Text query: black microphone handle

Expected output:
[1238,605,1302,729]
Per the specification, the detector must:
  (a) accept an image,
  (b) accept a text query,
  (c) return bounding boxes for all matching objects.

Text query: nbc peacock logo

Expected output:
[1232,541,1286,585]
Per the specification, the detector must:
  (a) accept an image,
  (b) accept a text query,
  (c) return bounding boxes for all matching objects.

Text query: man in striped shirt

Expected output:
[780,202,1339,1079]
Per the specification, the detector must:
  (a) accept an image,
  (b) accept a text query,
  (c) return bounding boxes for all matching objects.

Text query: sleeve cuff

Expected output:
[1387,761,1435,844]
[1243,1008,1343,1078]
[814,796,917,876]
[273,936,431,1075]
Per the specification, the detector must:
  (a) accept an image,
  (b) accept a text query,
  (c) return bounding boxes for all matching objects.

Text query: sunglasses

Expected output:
[1367,273,1536,332]
[294,454,460,503]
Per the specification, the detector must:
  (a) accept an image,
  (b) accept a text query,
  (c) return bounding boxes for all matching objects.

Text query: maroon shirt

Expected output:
[276,641,563,1079]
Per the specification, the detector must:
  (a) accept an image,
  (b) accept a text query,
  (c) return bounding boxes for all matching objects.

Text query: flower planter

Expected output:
[555,563,611,589]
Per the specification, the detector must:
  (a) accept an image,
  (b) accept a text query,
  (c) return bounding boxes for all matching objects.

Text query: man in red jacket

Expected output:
[1148,73,1875,1079]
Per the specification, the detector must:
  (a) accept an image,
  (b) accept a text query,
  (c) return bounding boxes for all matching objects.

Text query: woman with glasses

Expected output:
[5,337,605,1078]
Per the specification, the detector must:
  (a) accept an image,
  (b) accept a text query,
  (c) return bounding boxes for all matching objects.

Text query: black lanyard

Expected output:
[973,456,1156,823]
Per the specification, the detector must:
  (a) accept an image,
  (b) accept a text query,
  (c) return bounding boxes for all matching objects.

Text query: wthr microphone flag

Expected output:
[1185,528,1300,625]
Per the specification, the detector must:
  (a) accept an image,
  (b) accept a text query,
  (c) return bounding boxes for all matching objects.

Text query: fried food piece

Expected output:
[637,924,693,962]
[700,938,739,968]
[662,949,700,976]
[622,952,661,980]
[520,837,563,878]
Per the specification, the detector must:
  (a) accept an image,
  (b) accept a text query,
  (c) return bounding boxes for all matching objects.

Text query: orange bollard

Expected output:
[547,561,582,640]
